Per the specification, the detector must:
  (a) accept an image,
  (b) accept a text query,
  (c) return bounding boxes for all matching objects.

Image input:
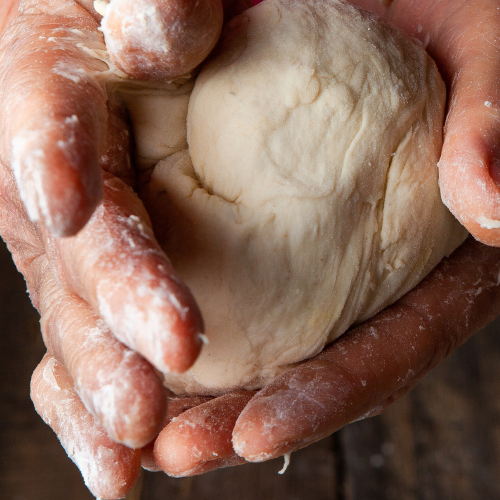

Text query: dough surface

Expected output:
[140,0,467,395]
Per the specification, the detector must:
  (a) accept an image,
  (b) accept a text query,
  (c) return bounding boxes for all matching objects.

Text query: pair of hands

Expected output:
[1,0,500,498]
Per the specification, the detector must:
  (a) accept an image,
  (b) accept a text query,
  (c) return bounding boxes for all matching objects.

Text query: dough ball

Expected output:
[143,0,467,395]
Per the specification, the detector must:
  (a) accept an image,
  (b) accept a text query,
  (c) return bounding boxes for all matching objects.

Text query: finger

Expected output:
[0,157,166,448]
[39,279,168,449]
[352,0,500,245]
[76,0,103,21]
[0,161,45,288]
[433,4,500,245]
[31,354,141,499]
[100,100,136,188]
[48,172,204,374]
[153,392,254,476]
[141,395,212,471]
[232,238,500,461]
[0,0,108,236]
[101,0,224,81]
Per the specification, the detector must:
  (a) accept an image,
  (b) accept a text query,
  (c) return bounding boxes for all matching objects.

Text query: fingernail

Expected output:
[10,132,71,235]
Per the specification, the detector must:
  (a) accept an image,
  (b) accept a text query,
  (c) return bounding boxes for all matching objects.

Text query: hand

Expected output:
[0,0,248,236]
[146,0,500,475]
[0,1,209,497]
[349,0,500,247]
[0,1,250,498]
[0,149,206,496]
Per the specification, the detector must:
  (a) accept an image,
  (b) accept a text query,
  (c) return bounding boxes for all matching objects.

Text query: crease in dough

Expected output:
[137,0,468,395]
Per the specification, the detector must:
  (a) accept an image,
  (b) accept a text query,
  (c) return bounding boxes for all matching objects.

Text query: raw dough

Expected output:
[139,0,467,394]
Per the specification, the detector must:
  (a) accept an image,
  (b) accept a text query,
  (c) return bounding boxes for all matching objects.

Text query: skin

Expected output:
[102,0,224,81]
[0,0,499,497]
[31,355,142,499]
[351,0,500,246]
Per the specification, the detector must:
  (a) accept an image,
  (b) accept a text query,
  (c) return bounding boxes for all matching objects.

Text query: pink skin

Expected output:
[349,0,500,245]
[39,288,169,450]
[0,152,171,493]
[102,0,224,82]
[141,395,213,471]
[0,154,172,449]
[46,172,205,375]
[154,239,500,469]
[0,1,253,496]
[31,355,142,500]
[1,0,500,497]
[0,0,208,473]
[154,392,254,476]
[0,1,18,33]
[0,0,108,237]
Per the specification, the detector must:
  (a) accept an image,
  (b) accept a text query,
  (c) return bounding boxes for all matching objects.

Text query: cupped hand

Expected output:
[0,0,250,497]
[148,0,500,476]
[0,148,207,496]
[0,1,219,497]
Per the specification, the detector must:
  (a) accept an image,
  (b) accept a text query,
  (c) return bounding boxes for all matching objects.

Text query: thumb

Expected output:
[436,6,500,245]
[100,0,224,82]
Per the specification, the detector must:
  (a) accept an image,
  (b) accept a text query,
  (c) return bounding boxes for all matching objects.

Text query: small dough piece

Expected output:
[143,0,467,395]
[117,78,194,170]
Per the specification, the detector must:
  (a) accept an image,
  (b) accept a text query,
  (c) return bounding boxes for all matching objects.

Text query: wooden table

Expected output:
[1,236,499,500]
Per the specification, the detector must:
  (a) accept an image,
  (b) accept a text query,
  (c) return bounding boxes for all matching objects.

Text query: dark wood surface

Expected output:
[1,236,499,500]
